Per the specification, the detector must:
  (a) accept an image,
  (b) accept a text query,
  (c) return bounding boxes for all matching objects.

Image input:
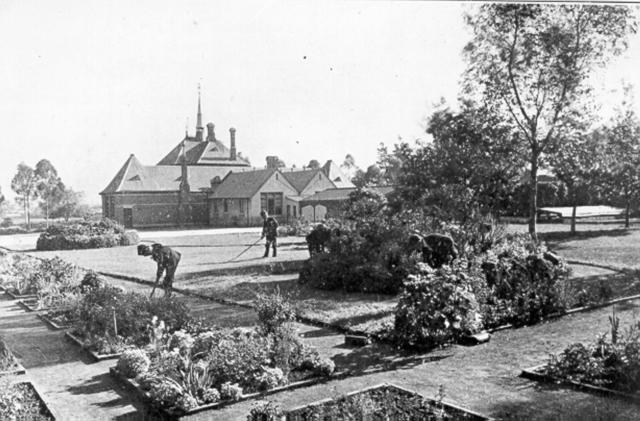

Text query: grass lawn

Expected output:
[30,232,309,281]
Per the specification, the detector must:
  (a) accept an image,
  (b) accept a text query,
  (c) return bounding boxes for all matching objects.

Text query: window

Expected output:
[293,206,297,217]
[260,193,283,215]
[223,199,228,212]
[213,201,218,216]
[287,205,291,217]
[239,199,245,214]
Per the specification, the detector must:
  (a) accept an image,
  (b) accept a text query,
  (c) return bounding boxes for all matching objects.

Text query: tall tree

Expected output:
[464,4,636,236]
[50,188,83,222]
[376,143,404,185]
[549,127,606,233]
[601,111,640,228]
[352,165,385,188]
[340,154,358,181]
[34,159,64,227]
[307,159,321,169]
[11,163,37,229]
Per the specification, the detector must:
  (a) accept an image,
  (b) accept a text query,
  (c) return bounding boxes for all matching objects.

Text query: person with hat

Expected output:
[137,243,181,297]
[260,210,279,258]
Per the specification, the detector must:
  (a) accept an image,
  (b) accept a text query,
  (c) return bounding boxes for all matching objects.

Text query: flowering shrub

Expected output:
[116,349,150,378]
[256,366,287,391]
[478,234,570,328]
[36,218,139,251]
[220,382,243,401]
[394,263,482,349]
[256,290,297,336]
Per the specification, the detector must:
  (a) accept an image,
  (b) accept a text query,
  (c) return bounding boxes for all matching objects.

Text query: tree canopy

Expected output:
[464,3,636,235]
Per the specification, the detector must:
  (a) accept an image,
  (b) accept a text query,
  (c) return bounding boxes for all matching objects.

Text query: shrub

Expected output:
[256,366,287,391]
[247,401,283,421]
[148,379,183,409]
[220,382,243,401]
[201,388,221,404]
[117,349,151,378]
[394,263,482,349]
[316,358,335,377]
[176,394,198,412]
[35,218,139,251]
[255,290,297,335]
[80,271,104,292]
[478,234,570,328]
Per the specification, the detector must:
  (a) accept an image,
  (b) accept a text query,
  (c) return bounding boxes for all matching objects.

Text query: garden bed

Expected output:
[110,366,349,419]
[520,364,640,402]
[5,290,37,300]
[0,338,26,376]
[64,331,123,362]
[0,381,55,420]
[37,313,73,330]
[285,383,494,420]
[0,359,26,376]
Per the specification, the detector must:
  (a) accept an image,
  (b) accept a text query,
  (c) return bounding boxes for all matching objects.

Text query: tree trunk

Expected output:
[571,203,577,234]
[528,153,539,238]
[625,197,631,228]
[45,200,49,228]
[23,195,28,227]
[26,197,31,230]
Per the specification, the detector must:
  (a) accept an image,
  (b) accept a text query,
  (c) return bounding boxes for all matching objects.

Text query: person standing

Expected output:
[260,210,279,258]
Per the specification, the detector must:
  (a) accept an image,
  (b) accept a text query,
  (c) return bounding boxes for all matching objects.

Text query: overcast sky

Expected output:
[1,1,639,205]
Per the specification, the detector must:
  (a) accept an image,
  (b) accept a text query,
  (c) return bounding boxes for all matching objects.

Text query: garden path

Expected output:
[0,295,144,420]
[202,299,640,421]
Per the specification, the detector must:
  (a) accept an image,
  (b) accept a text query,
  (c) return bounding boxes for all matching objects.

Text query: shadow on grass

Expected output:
[488,380,640,421]
[332,343,451,377]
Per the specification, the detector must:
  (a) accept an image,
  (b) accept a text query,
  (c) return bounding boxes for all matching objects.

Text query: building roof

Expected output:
[208,168,279,199]
[299,185,395,206]
[157,138,250,167]
[281,169,326,194]
[101,154,245,194]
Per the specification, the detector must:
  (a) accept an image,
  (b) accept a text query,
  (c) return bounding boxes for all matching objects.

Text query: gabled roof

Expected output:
[322,160,354,188]
[281,169,327,194]
[157,138,250,167]
[299,186,395,205]
[209,169,277,199]
[101,154,245,194]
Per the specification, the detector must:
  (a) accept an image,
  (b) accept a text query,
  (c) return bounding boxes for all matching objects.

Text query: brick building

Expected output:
[101,93,353,228]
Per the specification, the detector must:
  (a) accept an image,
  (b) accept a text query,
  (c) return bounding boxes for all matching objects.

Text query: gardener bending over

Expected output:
[137,243,181,298]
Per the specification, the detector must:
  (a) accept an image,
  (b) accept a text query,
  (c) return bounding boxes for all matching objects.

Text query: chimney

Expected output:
[206,122,216,142]
[229,127,237,160]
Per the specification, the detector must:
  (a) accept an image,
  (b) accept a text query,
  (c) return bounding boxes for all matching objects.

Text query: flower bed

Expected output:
[521,312,640,400]
[37,313,73,330]
[64,285,190,358]
[0,379,55,420]
[281,383,494,420]
[110,301,336,418]
[36,218,139,251]
[0,338,26,376]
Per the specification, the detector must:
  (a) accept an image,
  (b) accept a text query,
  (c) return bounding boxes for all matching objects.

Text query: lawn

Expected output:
[30,232,309,281]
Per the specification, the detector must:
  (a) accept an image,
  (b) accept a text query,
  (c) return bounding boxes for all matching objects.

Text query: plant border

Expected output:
[5,290,37,300]
[36,314,72,331]
[64,331,123,362]
[520,364,640,402]
[285,382,496,421]
[109,366,351,419]
[12,381,56,420]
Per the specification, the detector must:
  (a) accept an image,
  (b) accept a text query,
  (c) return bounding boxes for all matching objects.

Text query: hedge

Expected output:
[36,218,139,251]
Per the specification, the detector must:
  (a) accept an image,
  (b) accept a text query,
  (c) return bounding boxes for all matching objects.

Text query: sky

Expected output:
[1,1,639,205]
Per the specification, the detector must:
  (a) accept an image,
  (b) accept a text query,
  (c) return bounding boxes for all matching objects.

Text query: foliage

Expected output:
[220,382,243,401]
[478,234,570,328]
[36,218,139,250]
[0,338,18,372]
[545,313,640,392]
[394,263,482,349]
[0,377,53,421]
[464,3,636,234]
[34,159,64,227]
[247,401,283,421]
[255,289,297,336]
[11,162,37,229]
[277,219,314,237]
[117,349,151,378]
[75,286,190,354]
[256,366,287,391]
[49,187,83,221]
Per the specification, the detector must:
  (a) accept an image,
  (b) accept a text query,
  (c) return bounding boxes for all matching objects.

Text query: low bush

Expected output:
[545,312,640,392]
[394,263,482,349]
[255,289,297,336]
[35,218,139,251]
[117,349,151,378]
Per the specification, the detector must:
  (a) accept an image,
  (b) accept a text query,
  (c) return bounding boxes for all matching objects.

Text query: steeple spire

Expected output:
[195,84,204,141]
